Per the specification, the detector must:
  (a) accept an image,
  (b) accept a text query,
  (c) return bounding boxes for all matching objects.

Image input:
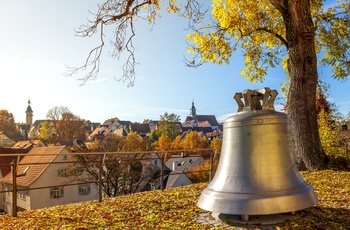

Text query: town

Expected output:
[0,100,223,215]
[0,0,349,227]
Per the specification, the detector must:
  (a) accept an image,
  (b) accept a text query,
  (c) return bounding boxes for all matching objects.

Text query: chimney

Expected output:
[173,161,177,171]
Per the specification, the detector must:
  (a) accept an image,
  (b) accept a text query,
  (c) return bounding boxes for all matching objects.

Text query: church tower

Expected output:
[25,99,33,125]
[190,100,197,121]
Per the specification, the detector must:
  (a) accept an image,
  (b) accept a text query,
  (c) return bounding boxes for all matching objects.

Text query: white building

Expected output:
[164,154,205,188]
[0,146,98,214]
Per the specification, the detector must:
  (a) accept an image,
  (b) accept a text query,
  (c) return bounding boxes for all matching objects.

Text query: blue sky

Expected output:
[1,0,349,124]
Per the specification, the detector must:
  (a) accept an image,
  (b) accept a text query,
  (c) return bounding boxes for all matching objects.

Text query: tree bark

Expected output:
[284,0,328,170]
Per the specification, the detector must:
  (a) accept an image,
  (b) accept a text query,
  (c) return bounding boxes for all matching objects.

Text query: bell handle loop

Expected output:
[233,88,278,112]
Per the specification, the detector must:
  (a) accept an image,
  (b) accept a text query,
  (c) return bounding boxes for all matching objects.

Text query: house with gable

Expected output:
[87,117,152,145]
[163,153,205,188]
[12,140,46,149]
[0,146,98,214]
[0,147,30,212]
[135,152,169,192]
[0,132,15,147]
[87,117,124,142]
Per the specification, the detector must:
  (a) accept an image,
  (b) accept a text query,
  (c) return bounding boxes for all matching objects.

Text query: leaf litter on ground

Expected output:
[0,170,349,229]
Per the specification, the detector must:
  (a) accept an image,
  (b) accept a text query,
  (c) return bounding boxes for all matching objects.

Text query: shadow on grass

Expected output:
[196,206,350,229]
[279,206,350,229]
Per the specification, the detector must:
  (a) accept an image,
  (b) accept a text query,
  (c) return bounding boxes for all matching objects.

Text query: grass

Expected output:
[0,170,349,229]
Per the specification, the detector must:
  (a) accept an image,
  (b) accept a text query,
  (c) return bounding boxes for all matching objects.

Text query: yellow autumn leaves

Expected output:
[0,170,349,229]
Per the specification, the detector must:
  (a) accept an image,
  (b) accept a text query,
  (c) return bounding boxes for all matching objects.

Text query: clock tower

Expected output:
[25,99,33,125]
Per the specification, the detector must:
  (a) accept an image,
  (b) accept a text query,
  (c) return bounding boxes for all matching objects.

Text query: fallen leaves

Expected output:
[0,170,348,229]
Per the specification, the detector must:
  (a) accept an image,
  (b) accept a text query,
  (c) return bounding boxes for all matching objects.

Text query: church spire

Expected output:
[190,100,197,120]
[25,99,33,125]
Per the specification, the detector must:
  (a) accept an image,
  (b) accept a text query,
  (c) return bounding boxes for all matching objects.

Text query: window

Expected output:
[62,155,68,160]
[18,192,26,201]
[50,187,64,198]
[57,169,68,177]
[78,184,91,195]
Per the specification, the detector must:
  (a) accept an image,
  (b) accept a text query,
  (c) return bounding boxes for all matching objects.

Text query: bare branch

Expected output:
[66,0,159,87]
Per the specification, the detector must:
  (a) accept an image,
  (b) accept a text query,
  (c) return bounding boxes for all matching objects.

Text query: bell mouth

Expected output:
[197,182,318,215]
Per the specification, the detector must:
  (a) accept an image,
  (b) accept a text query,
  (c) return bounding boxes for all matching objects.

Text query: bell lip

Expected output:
[196,183,318,215]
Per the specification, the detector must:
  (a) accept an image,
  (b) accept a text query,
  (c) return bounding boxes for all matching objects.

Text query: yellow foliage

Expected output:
[153,134,172,151]
[171,135,183,150]
[122,131,148,151]
[182,131,209,154]
[1,171,349,229]
[186,0,350,83]
[318,108,342,157]
[186,0,287,82]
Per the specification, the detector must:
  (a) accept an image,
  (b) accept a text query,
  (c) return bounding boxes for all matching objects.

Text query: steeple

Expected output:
[25,99,33,125]
[190,100,197,120]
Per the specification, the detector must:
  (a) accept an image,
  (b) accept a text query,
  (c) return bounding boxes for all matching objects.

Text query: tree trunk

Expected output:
[285,0,328,170]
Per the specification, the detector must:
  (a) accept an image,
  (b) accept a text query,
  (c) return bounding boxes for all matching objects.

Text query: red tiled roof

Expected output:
[0,146,66,187]
[0,148,30,178]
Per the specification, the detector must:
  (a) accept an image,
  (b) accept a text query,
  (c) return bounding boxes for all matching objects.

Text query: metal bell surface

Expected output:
[197,88,318,215]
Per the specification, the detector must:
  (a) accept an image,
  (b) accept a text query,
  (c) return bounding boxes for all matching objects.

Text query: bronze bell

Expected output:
[197,88,318,216]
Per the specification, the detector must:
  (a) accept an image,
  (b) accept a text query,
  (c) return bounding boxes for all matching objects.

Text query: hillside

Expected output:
[0,170,349,229]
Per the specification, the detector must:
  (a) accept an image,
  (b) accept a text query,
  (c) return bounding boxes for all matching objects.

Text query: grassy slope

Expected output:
[0,170,349,230]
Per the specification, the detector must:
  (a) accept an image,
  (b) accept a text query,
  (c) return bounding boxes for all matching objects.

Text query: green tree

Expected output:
[156,112,181,141]
[148,129,159,144]
[69,1,349,170]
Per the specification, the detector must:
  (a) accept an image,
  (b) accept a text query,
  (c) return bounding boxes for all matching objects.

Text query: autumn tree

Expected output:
[153,134,173,159]
[189,1,350,170]
[68,1,349,170]
[122,130,149,151]
[0,110,20,140]
[182,131,209,154]
[45,107,87,142]
[68,131,159,197]
[46,106,71,124]
[56,112,87,141]
[38,121,56,144]
[88,134,124,152]
[187,136,221,183]
[315,84,342,157]
[171,135,183,151]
